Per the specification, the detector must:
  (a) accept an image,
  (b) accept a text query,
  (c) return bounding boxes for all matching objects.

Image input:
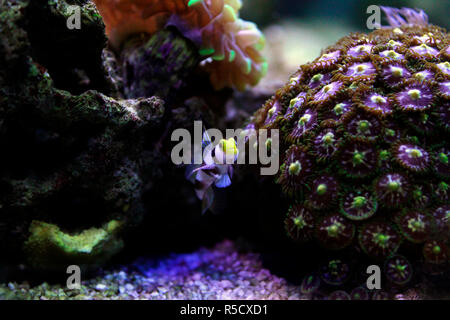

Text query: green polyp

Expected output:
[265,138,272,149]
[386,129,395,137]
[328,260,339,270]
[408,89,422,100]
[432,245,441,255]
[352,196,367,208]
[407,148,423,158]
[317,184,327,195]
[413,189,423,199]
[358,120,371,133]
[408,217,425,232]
[380,150,390,161]
[353,152,364,165]
[188,0,203,7]
[326,223,341,237]
[371,95,387,104]
[322,132,335,145]
[395,264,407,272]
[268,106,276,117]
[299,114,311,126]
[386,50,399,59]
[311,74,323,82]
[356,64,367,73]
[439,181,448,191]
[438,152,448,164]
[290,98,299,108]
[294,216,306,229]
[334,104,344,115]
[374,233,390,248]
[289,160,302,176]
[414,72,426,81]
[388,181,400,192]
[391,67,403,77]
[229,50,236,62]
[199,48,215,56]
[323,84,332,93]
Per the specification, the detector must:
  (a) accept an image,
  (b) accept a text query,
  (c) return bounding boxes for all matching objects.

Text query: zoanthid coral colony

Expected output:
[251,7,449,285]
[92,0,267,91]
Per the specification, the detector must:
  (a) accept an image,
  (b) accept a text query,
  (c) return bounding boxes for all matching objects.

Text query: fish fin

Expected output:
[202,127,212,149]
[185,164,200,182]
[201,188,214,215]
[208,187,229,215]
[228,166,234,179]
[215,174,232,188]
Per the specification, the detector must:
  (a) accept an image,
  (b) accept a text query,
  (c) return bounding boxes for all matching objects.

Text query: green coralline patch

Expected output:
[23,220,123,270]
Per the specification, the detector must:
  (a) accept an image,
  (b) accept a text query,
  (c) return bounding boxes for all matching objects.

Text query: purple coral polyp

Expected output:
[285,92,307,119]
[318,50,341,63]
[316,214,355,250]
[289,108,318,141]
[344,110,382,140]
[395,143,430,172]
[345,62,376,78]
[410,43,439,58]
[307,175,338,209]
[285,205,315,242]
[340,191,377,221]
[436,62,450,75]
[278,146,313,194]
[439,82,450,97]
[379,50,405,61]
[413,69,434,82]
[358,222,401,258]
[339,140,378,178]
[313,128,339,160]
[264,99,283,126]
[364,93,393,114]
[382,64,411,86]
[384,255,413,285]
[396,210,431,243]
[348,44,373,58]
[309,73,332,89]
[396,83,434,110]
[314,81,343,102]
[375,173,409,207]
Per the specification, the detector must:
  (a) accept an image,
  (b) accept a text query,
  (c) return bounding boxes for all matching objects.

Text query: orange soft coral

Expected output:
[92,0,267,91]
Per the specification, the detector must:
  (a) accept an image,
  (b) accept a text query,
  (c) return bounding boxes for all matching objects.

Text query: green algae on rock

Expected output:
[24,220,123,270]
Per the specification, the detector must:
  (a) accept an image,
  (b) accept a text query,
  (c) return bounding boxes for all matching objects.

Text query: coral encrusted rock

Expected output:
[0,0,166,271]
[249,8,449,286]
